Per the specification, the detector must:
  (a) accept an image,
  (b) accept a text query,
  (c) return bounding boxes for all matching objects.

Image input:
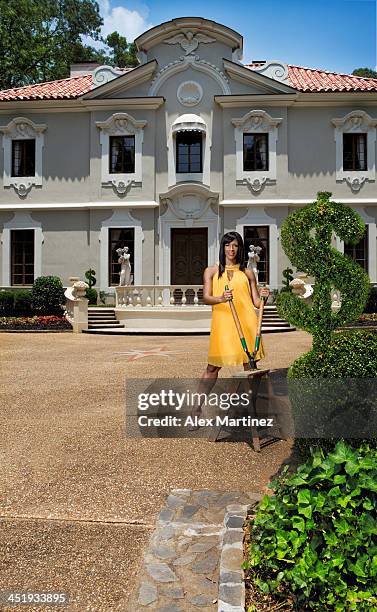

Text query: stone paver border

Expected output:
[130,489,262,611]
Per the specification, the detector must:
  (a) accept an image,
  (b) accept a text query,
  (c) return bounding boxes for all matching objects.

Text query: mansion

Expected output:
[0,16,377,295]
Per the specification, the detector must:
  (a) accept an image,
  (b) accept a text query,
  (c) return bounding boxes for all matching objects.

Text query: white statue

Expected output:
[290,273,313,300]
[247,245,262,283]
[116,246,132,286]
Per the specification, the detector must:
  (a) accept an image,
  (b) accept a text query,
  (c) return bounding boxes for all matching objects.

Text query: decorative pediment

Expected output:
[149,55,230,96]
[232,110,282,131]
[331,110,377,131]
[96,112,147,135]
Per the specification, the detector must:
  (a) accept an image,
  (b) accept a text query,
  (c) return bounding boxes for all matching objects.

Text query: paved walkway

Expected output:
[0,331,311,611]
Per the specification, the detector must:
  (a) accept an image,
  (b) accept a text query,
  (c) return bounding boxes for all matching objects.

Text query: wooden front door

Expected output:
[171,228,208,303]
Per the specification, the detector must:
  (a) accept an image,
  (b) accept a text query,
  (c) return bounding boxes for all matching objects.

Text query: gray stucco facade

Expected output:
[0,17,376,292]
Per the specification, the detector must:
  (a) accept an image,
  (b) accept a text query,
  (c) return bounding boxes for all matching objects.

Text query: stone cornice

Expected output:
[215,91,377,108]
[0,97,165,113]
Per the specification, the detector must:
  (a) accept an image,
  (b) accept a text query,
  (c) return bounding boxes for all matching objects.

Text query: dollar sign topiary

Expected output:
[281,267,294,292]
[277,192,370,352]
[85,269,96,289]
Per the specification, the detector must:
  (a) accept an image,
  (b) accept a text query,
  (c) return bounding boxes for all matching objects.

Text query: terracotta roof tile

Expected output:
[0,74,94,101]
[1,63,377,100]
[248,62,377,92]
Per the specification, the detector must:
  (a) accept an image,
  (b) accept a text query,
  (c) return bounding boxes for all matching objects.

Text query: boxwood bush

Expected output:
[13,290,33,316]
[246,440,377,610]
[0,290,15,316]
[31,276,64,315]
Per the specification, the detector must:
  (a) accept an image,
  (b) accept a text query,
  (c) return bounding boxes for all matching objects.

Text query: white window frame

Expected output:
[99,209,144,291]
[236,206,279,290]
[1,212,44,286]
[332,110,377,192]
[232,110,282,193]
[96,113,147,197]
[167,114,211,188]
[0,117,46,197]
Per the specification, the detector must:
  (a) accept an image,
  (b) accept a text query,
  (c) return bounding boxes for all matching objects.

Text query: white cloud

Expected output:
[98,1,153,42]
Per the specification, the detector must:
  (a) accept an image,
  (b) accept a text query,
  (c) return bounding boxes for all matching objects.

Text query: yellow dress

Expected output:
[207,264,265,367]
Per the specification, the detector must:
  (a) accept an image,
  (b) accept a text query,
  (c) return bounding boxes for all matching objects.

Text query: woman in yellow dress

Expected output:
[203,231,269,378]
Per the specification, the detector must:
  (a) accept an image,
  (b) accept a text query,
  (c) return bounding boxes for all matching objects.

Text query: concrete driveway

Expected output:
[0,331,311,611]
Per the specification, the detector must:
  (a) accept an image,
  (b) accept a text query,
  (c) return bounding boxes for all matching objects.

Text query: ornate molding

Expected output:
[163,31,216,55]
[345,176,367,193]
[232,109,282,130]
[0,117,47,198]
[96,112,147,134]
[250,60,289,84]
[111,178,134,196]
[331,110,377,130]
[92,65,125,87]
[245,177,267,193]
[332,110,377,192]
[149,55,230,96]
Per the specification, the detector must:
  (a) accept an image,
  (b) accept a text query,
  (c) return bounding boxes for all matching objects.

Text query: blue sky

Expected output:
[96,0,376,74]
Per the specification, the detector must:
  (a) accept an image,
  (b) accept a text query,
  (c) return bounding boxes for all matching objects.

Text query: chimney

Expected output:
[70,62,100,77]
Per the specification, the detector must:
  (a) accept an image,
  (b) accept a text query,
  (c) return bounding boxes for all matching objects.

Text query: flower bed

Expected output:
[0,315,72,331]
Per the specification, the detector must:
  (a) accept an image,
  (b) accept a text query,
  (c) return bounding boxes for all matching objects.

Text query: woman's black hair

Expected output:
[218,231,245,278]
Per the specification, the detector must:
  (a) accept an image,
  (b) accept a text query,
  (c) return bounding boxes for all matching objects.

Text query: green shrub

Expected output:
[85,287,98,305]
[364,285,377,314]
[0,291,15,316]
[31,276,64,315]
[13,290,33,316]
[246,440,377,610]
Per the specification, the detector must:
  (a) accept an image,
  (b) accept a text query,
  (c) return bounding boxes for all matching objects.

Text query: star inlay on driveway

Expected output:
[114,346,182,361]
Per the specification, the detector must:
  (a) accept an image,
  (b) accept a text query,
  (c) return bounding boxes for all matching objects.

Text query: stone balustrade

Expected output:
[116,285,204,308]
[64,277,89,332]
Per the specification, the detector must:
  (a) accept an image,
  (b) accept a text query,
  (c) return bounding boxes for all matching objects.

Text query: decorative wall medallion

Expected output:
[111,178,133,196]
[177,81,203,107]
[164,31,216,55]
[245,177,267,192]
[345,176,367,192]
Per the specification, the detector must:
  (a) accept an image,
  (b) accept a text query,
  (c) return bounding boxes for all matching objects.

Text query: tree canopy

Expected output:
[0,0,138,89]
[352,67,377,78]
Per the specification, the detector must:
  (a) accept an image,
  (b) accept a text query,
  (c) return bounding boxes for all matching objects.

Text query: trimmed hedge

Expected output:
[0,289,33,316]
[31,276,64,315]
[364,285,377,314]
[85,287,98,305]
[0,291,15,316]
[246,440,377,610]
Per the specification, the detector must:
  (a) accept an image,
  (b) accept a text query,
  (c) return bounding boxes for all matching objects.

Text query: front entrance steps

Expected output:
[83,306,295,335]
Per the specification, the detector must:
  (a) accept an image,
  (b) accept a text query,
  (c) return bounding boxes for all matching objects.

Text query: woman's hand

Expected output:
[221,288,233,303]
[259,287,270,299]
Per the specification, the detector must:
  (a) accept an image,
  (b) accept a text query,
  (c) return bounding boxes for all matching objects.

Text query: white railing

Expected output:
[116,285,204,307]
